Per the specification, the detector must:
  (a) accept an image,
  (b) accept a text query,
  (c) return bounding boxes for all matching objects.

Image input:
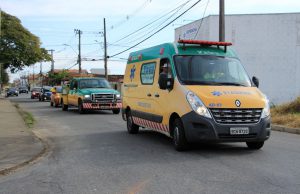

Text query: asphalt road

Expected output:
[1,95,300,194]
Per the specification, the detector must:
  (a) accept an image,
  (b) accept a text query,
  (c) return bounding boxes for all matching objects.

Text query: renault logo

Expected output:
[235,100,241,107]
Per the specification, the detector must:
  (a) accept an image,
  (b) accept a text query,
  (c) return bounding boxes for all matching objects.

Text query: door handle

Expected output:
[154,93,160,98]
[147,93,152,97]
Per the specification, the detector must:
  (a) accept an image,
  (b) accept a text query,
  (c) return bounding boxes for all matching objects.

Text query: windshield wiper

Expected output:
[218,82,247,87]
[182,81,222,85]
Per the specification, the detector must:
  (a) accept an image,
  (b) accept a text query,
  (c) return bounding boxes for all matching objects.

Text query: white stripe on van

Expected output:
[173,42,178,54]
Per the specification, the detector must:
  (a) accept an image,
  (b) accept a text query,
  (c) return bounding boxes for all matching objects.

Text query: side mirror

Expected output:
[252,76,259,88]
[159,74,174,90]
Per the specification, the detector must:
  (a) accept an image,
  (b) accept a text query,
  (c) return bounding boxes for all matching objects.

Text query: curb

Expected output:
[272,124,300,135]
[0,104,50,176]
[0,130,50,176]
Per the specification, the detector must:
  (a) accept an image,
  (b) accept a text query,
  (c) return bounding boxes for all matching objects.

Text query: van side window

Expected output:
[140,62,156,85]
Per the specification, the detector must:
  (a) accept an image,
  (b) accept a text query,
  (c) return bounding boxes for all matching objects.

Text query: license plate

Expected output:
[100,106,110,109]
[230,127,249,135]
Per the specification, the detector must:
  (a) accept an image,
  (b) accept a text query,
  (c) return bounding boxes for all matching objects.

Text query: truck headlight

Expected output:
[186,91,211,118]
[84,95,91,99]
[261,97,270,118]
[116,94,121,99]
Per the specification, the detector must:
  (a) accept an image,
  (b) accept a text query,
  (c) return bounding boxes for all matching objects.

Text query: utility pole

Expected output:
[103,18,108,80]
[74,29,82,74]
[32,65,35,88]
[47,49,55,73]
[219,0,225,42]
[40,62,43,87]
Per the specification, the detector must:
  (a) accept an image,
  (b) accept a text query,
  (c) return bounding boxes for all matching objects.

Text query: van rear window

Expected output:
[140,62,156,85]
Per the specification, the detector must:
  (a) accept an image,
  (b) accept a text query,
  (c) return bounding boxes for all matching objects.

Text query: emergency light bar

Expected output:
[178,39,232,52]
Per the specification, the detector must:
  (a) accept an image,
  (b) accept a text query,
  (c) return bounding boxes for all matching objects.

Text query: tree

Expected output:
[0,10,51,73]
[48,70,70,85]
[0,69,9,84]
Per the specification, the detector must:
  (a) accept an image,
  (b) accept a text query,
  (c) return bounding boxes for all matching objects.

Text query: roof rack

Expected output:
[177,39,232,52]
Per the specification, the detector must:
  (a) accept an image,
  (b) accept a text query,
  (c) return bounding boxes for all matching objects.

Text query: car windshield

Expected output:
[43,87,51,92]
[79,79,110,89]
[174,55,252,87]
[8,88,16,91]
[55,87,62,93]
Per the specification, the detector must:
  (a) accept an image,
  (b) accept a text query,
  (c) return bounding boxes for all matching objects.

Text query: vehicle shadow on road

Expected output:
[138,130,254,155]
[73,129,259,165]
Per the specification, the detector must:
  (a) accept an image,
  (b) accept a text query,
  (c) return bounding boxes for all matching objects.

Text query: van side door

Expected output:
[133,61,163,125]
[152,58,174,132]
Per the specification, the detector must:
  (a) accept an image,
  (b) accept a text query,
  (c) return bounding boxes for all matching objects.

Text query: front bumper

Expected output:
[43,95,51,100]
[82,100,122,110]
[181,111,271,143]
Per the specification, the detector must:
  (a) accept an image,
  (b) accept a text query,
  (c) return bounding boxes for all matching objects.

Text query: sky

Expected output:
[1,0,300,81]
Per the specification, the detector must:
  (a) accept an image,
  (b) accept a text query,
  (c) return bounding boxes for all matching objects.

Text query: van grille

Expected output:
[209,108,262,124]
[91,93,115,103]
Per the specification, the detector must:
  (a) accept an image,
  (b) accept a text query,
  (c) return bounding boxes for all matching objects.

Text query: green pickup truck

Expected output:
[61,77,121,114]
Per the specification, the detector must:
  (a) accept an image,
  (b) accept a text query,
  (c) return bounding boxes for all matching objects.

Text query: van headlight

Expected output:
[186,91,211,118]
[84,94,91,99]
[261,97,270,118]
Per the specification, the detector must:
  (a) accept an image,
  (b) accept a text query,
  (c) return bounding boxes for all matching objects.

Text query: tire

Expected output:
[126,110,139,134]
[112,109,120,114]
[62,101,68,111]
[78,100,85,114]
[31,96,33,99]
[50,101,53,107]
[246,141,264,150]
[39,97,41,101]
[173,118,189,151]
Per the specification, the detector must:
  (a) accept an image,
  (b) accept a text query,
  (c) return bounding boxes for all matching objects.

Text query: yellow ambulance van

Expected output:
[122,40,271,151]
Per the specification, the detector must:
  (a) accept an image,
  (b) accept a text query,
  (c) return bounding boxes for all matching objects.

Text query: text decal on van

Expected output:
[130,65,136,81]
[211,91,252,96]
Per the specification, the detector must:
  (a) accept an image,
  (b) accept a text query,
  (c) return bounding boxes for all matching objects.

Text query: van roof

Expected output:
[127,42,238,64]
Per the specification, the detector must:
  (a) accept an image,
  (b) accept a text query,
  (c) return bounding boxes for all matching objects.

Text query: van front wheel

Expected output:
[246,141,264,150]
[126,111,139,134]
[173,118,188,151]
[112,109,120,114]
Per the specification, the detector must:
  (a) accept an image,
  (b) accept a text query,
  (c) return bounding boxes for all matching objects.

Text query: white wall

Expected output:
[175,13,300,104]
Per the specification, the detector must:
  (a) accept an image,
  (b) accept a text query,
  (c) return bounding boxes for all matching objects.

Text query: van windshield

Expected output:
[174,55,252,87]
[79,79,111,89]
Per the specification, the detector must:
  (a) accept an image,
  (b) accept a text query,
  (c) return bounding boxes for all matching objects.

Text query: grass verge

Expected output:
[14,103,35,128]
[271,97,300,128]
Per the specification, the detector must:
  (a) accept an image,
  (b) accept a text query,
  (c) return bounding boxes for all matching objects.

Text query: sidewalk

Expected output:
[0,98,44,175]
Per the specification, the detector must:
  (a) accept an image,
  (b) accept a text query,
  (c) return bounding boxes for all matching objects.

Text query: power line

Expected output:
[193,0,210,39]
[122,0,190,46]
[66,62,78,70]
[109,0,203,58]
[109,0,152,31]
[112,0,192,44]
